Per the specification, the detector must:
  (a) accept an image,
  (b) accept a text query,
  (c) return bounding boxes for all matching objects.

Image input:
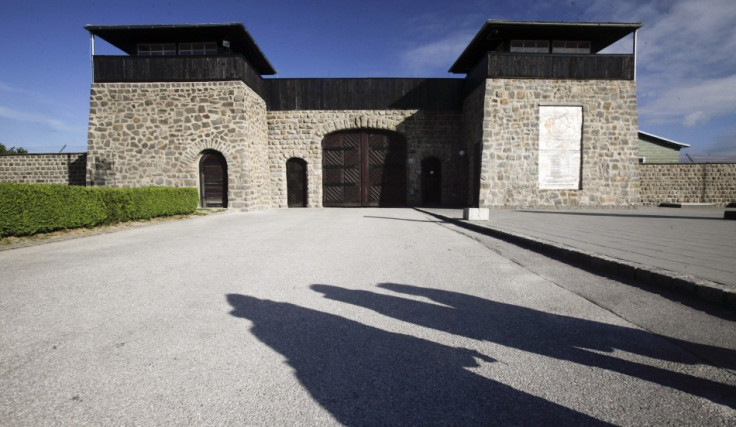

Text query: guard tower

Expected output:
[85,24,275,209]
[86,23,275,88]
[452,20,642,207]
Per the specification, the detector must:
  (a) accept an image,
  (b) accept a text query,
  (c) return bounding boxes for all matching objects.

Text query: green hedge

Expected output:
[0,183,199,237]
[93,186,200,224]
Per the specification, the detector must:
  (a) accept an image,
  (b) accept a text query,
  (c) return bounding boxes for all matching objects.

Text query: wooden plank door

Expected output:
[200,152,227,208]
[366,132,406,206]
[322,132,361,207]
[421,157,442,205]
[286,158,307,207]
[322,130,405,207]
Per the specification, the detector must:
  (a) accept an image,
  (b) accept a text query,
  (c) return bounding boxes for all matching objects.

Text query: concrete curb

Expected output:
[416,208,736,310]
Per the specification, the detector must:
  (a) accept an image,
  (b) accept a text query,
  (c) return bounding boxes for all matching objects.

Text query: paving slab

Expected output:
[418,206,736,308]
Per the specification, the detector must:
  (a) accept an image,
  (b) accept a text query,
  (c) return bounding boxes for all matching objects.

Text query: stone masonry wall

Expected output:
[0,153,87,185]
[640,163,736,205]
[477,78,640,207]
[267,110,464,207]
[462,82,486,206]
[87,81,270,210]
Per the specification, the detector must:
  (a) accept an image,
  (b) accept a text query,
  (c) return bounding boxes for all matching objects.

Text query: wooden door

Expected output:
[199,151,227,208]
[323,132,361,207]
[286,158,307,207]
[322,130,405,207]
[472,142,481,207]
[366,132,406,206]
[421,157,442,205]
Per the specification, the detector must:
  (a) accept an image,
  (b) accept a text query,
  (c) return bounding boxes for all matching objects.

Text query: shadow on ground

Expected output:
[363,215,444,223]
[227,283,736,424]
[227,293,605,425]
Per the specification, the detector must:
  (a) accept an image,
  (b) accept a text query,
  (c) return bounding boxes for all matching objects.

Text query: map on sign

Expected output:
[538,106,582,190]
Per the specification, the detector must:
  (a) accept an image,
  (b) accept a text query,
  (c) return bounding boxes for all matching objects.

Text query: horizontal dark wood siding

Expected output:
[93,55,264,95]
[481,53,635,80]
[92,55,633,108]
[264,78,464,111]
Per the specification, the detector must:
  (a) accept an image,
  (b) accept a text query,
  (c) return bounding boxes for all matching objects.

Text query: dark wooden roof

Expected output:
[85,23,276,75]
[264,78,464,110]
[450,20,642,74]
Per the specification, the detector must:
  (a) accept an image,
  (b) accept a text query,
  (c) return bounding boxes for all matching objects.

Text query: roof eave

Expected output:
[449,20,643,74]
[639,131,690,148]
[85,23,277,76]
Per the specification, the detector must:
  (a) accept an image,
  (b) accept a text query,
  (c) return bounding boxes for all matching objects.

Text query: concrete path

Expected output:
[1,209,734,425]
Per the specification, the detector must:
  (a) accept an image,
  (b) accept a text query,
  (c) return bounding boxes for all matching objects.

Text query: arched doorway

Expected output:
[422,157,442,205]
[322,129,406,207]
[286,158,307,207]
[199,150,228,208]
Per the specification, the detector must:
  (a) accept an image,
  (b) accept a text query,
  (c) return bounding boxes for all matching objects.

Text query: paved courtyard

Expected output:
[423,206,736,287]
[1,209,735,425]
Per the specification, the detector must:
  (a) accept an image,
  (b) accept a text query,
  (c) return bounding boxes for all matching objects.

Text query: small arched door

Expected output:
[199,151,228,208]
[286,158,307,207]
[422,157,442,205]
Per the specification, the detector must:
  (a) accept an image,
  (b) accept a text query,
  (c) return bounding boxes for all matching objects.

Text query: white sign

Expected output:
[538,106,582,190]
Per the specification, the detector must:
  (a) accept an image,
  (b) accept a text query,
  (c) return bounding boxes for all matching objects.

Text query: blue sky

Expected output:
[1,0,734,160]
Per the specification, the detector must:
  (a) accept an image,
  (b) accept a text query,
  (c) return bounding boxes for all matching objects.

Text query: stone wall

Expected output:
[266,110,464,207]
[17,76,642,210]
[640,163,736,205]
[477,78,640,207]
[462,82,486,206]
[0,153,87,185]
[87,81,270,210]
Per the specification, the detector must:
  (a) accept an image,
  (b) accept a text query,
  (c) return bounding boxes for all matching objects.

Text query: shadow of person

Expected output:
[227,294,607,425]
[311,283,736,409]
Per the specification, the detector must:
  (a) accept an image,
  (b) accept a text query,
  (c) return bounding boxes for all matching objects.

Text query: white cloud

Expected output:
[581,0,736,127]
[0,105,80,132]
[399,0,736,126]
[0,80,84,114]
[682,112,706,128]
[396,9,492,76]
[0,81,23,93]
[639,74,736,127]
[400,31,476,75]
[636,1,736,76]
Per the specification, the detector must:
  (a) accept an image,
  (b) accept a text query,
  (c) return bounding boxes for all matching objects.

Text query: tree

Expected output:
[0,143,28,155]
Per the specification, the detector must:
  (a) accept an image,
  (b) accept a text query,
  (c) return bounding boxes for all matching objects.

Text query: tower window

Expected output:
[510,40,549,53]
[552,40,591,54]
[179,42,218,56]
[137,43,177,56]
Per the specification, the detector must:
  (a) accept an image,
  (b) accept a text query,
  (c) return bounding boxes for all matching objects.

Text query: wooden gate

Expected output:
[199,151,227,208]
[286,158,307,207]
[322,130,406,207]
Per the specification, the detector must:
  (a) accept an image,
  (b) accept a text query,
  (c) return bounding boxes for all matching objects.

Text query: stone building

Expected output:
[85,20,643,210]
